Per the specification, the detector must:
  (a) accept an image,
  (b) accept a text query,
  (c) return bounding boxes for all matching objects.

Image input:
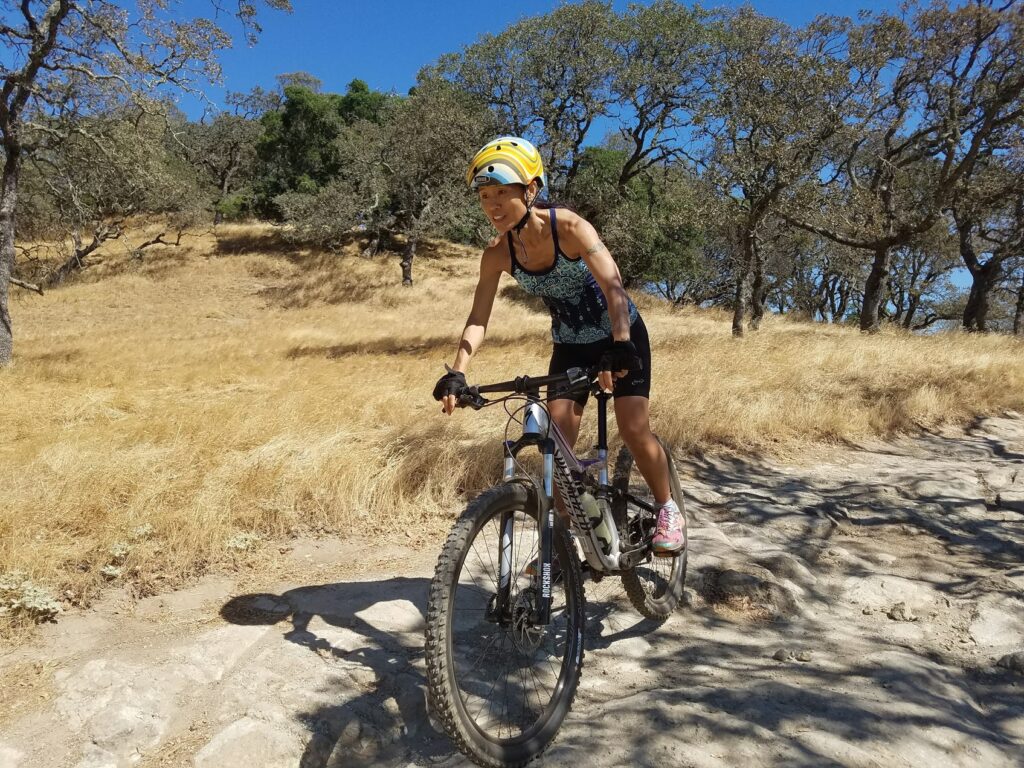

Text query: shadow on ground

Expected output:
[217,419,1024,767]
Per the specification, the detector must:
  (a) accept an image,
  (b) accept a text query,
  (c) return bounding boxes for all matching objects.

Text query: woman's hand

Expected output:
[433,369,468,415]
[598,340,641,392]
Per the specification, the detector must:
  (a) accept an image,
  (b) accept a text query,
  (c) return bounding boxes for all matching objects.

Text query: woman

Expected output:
[432,136,683,553]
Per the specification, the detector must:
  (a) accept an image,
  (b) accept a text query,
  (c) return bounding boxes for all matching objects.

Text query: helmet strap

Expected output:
[513,188,537,261]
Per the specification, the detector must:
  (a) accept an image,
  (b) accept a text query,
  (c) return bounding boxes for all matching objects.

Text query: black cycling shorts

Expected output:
[548,315,651,406]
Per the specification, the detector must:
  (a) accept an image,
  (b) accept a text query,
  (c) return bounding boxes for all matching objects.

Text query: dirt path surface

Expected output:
[2,415,1023,768]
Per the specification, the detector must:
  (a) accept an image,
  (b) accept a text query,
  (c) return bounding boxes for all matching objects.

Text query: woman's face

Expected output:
[477,183,534,233]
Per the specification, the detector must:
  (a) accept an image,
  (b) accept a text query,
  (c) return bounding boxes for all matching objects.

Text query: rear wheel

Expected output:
[613,439,688,620]
[424,482,585,767]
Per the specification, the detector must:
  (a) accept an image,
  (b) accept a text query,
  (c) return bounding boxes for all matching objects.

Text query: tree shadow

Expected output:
[221,577,454,767]
[285,333,530,361]
[214,228,319,258]
[214,420,1024,767]
[675,433,1024,571]
[219,569,685,767]
[548,572,1024,767]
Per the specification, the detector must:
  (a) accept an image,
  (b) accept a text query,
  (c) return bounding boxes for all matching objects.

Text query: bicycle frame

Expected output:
[491,382,649,627]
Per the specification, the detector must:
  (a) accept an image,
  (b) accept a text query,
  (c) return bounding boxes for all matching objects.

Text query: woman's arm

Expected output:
[441,243,504,415]
[564,214,633,341]
[451,243,504,372]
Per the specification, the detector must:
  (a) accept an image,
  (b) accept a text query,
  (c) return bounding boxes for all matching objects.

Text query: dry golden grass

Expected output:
[2,221,1022,628]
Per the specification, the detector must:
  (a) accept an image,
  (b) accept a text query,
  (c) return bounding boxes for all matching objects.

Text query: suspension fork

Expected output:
[535,437,555,626]
[494,437,555,626]
[494,440,516,621]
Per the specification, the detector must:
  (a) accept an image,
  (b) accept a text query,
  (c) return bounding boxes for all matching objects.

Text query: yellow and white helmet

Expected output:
[466,136,546,191]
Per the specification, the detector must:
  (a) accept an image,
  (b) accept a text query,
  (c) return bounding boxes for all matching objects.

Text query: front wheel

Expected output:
[424,482,585,768]
[614,438,688,620]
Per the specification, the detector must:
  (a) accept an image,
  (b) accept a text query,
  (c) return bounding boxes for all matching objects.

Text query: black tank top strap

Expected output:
[549,207,577,261]
[506,231,520,273]
[549,207,562,258]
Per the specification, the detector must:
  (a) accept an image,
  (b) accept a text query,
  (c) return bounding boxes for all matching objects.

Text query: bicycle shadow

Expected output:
[219,573,676,767]
[220,577,455,768]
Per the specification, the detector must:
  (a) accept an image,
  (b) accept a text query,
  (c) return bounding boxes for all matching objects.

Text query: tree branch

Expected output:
[9,276,43,294]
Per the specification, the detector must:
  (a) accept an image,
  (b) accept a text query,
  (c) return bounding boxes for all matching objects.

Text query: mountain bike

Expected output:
[424,365,688,768]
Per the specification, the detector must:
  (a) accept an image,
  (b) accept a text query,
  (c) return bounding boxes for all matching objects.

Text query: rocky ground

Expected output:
[1,415,1023,768]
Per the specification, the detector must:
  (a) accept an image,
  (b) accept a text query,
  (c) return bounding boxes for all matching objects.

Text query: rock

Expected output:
[755,553,817,586]
[55,659,178,755]
[697,567,800,618]
[194,718,301,768]
[867,552,898,567]
[914,475,982,503]
[982,468,1015,491]
[0,744,25,768]
[970,596,1024,651]
[796,651,812,663]
[844,575,935,613]
[997,490,1024,513]
[685,484,726,506]
[773,648,794,661]
[887,602,918,622]
[996,652,1024,675]
[863,607,873,615]
[73,744,118,768]
[181,625,269,683]
[355,599,425,634]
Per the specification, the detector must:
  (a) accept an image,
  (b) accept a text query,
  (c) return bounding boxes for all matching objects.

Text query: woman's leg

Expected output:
[613,396,670,504]
[548,398,585,450]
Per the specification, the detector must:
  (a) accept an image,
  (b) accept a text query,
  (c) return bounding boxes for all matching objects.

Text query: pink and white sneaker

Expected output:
[652,499,685,555]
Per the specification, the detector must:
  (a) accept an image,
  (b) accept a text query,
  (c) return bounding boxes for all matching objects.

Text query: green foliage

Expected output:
[214,191,255,221]
[253,80,394,216]
[435,0,619,193]
[570,146,704,289]
[337,79,390,124]
[273,77,494,252]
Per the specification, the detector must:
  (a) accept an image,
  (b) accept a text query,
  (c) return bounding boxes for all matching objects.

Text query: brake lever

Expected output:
[456,387,487,410]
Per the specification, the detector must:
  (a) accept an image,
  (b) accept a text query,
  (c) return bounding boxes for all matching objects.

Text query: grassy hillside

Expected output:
[2,222,1022,627]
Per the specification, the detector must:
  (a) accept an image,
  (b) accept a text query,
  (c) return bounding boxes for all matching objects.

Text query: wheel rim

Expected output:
[446,504,580,745]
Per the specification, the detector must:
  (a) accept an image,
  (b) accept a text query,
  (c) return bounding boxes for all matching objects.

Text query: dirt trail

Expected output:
[2,416,1023,768]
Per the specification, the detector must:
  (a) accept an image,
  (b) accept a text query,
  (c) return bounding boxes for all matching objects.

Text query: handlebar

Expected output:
[455,366,600,410]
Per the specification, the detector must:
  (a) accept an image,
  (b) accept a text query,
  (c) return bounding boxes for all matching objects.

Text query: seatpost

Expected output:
[595,392,610,487]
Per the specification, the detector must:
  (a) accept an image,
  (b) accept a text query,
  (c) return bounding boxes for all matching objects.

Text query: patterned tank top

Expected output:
[507,208,639,344]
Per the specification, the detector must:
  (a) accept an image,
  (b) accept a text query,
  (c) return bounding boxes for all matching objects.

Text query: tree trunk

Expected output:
[962,264,1000,332]
[1014,271,1024,336]
[902,293,919,330]
[400,238,415,287]
[955,214,1000,333]
[748,240,766,332]
[46,225,118,288]
[836,282,851,323]
[860,246,890,333]
[0,151,20,366]
[361,230,381,258]
[731,234,753,338]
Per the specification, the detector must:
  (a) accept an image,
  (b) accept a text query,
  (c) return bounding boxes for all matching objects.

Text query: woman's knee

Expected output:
[614,397,653,445]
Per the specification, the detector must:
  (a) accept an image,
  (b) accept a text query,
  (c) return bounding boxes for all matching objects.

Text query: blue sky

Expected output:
[181,0,908,117]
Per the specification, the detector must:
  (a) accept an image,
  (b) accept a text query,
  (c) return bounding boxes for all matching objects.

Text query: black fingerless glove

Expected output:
[432,368,467,401]
[600,340,642,372]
